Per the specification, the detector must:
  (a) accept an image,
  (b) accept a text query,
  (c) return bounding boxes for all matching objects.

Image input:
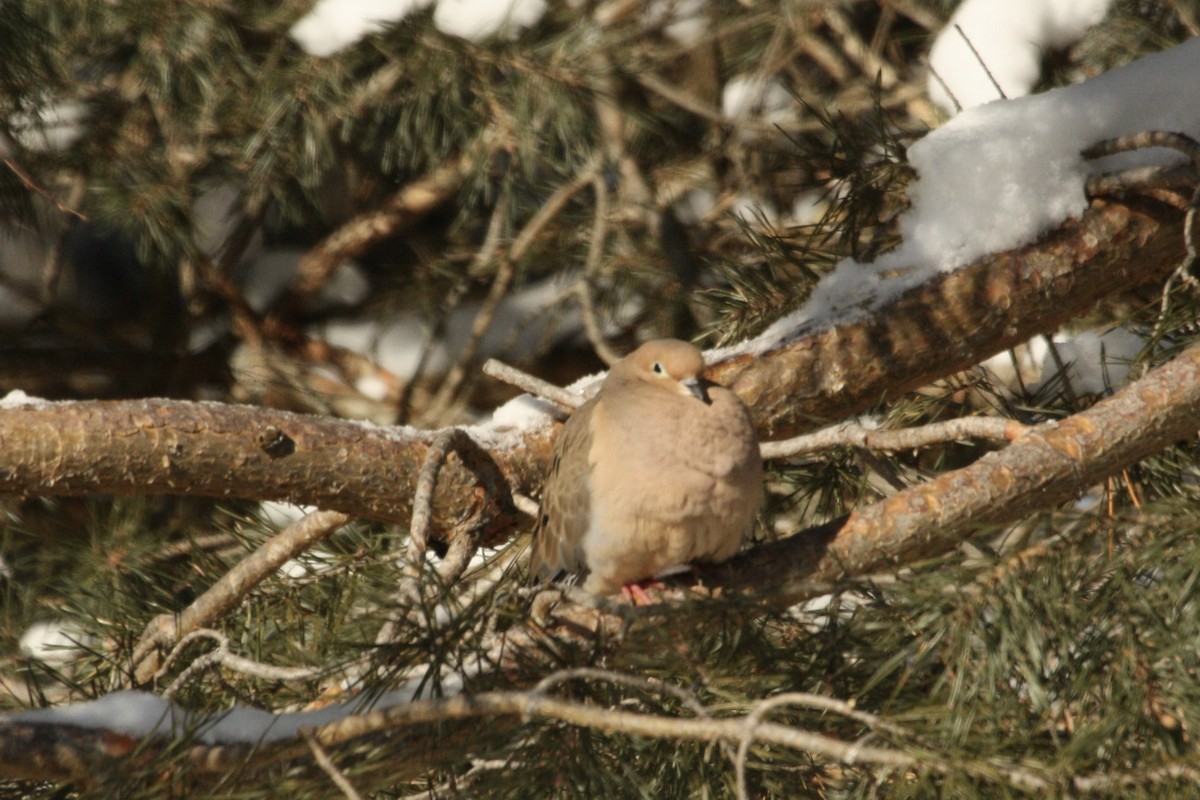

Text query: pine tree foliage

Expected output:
[2,0,1200,797]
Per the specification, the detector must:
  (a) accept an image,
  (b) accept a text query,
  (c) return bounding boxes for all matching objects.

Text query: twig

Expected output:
[577,171,622,365]
[421,254,518,425]
[412,428,484,587]
[2,157,88,220]
[160,629,323,698]
[148,531,243,564]
[378,428,479,645]
[953,24,1006,100]
[535,666,738,760]
[1072,763,1200,793]
[482,357,591,410]
[406,429,474,582]
[290,130,498,301]
[925,57,962,115]
[760,416,1025,460]
[395,275,472,424]
[304,688,1049,792]
[509,161,601,266]
[822,7,899,88]
[590,53,654,214]
[418,186,515,424]
[422,157,603,423]
[132,509,351,684]
[302,728,366,800]
[734,692,916,800]
[882,0,943,32]
[534,667,713,721]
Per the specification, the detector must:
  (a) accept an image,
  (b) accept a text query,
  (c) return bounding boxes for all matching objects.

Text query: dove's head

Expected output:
[611,339,709,402]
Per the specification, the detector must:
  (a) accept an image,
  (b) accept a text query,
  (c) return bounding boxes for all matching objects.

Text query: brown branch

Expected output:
[718,335,1200,604]
[0,398,531,540]
[709,195,1187,439]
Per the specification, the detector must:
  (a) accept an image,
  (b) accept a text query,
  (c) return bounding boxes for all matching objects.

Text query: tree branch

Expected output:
[710,196,1186,438]
[719,336,1200,604]
[0,195,1188,548]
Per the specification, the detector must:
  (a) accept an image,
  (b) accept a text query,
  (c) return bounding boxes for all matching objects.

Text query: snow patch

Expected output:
[928,0,1114,113]
[491,393,557,430]
[433,0,546,42]
[0,389,45,408]
[290,0,433,57]
[259,501,317,528]
[19,620,91,665]
[644,0,708,46]
[749,38,1200,352]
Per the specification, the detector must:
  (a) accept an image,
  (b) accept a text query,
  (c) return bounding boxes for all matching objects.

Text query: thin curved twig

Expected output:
[760,416,1025,460]
[161,629,324,698]
[576,170,622,365]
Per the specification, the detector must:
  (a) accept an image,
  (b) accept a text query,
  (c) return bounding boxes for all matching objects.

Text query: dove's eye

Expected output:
[652,362,666,375]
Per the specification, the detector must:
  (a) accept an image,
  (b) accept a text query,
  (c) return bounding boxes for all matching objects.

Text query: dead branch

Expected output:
[8,681,1193,795]
[0,678,1047,792]
[482,357,585,410]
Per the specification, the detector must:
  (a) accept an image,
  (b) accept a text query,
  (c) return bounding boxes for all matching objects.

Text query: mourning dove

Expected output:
[531,339,763,597]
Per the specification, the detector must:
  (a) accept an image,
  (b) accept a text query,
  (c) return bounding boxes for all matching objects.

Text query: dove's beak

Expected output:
[682,378,710,404]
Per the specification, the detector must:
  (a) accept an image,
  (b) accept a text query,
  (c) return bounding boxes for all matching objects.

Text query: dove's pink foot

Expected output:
[621,580,666,605]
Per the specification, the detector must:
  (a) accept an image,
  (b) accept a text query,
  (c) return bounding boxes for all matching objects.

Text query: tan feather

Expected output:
[531,339,762,596]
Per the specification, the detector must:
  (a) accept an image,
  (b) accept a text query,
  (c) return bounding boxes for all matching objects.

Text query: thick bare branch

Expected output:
[710,197,1186,438]
[0,398,537,542]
